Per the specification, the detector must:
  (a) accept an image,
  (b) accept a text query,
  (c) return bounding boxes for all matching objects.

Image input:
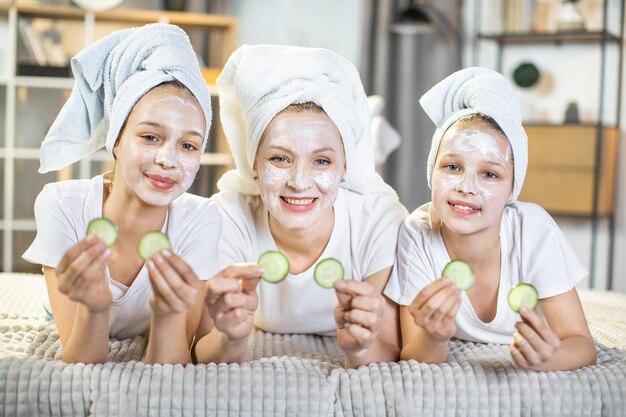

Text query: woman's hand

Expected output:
[55,235,112,313]
[509,307,561,370]
[334,280,385,356]
[147,250,204,316]
[408,277,461,343]
[204,264,263,341]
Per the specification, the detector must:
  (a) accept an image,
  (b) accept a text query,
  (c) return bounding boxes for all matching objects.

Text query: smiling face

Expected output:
[254,108,346,231]
[112,83,205,207]
[431,118,514,238]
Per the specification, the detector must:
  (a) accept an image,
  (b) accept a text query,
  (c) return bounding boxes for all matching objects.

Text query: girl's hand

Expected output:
[56,235,112,313]
[334,280,384,356]
[408,278,461,342]
[509,307,562,370]
[147,250,203,316]
[204,264,262,341]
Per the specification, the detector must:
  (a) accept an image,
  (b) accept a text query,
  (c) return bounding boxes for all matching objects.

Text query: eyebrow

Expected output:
[441,152,508,168]
[138,121,203,138]
[268,145,336,154]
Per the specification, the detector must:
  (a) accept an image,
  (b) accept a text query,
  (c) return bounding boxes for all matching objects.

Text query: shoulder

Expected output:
[169,193,221,226]
[401,203,439,245]
[503,201,559,231]
[35,178,94,212]
[342,188,408,221]
[210,190,261,224]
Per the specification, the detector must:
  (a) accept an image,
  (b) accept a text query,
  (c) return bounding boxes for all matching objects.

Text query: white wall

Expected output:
[229,0,364,68]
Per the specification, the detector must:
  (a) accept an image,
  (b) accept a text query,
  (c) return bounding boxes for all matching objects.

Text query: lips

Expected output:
[146,174,177,190]
[280,196,318,212]
[448,200,480,215]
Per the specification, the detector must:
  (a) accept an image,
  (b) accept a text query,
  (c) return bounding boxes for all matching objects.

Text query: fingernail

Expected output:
[103,248,112,259]
[154,254,163,264]
[255,267,265,275]
[334,280,346,290]
[519,307,527,314]
[86,235,96,243]
[146,260,154,270]
[162,249,172,257]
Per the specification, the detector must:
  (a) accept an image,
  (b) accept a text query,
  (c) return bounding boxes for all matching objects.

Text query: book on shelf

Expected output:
[17,18,69,68]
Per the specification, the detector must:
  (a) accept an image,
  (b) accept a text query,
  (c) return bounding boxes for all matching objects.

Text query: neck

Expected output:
[439,219,501,270]
[268,209,335,260]
[102,172,168,233]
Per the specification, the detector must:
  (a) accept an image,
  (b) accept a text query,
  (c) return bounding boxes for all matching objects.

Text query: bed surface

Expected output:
[1,273,625,417]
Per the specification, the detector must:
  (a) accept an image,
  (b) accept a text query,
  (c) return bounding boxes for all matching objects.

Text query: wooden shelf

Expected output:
[519,124,619,216]
[479,30,621,45]
[7,4,237,28]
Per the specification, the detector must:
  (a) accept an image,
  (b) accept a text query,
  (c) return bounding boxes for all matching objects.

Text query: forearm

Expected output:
[531,335,597,372]
[193,329,249,364]
[400,332,449,363]
[61,306,110,364]
[344,337,400,368]
[145,313,190,364]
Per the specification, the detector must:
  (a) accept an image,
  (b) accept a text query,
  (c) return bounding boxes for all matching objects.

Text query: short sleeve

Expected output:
[174,201,222,281]
[384,215,439,305]
[357,194,408,279]
[522,214,588,298]
[22,185,80,268]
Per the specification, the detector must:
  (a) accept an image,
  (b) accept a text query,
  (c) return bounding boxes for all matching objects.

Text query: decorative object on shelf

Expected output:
[564,101,580,123]
[556,0,586,31]
[512,62,540,88]
[163,0,186,11]
[72,0,124,12]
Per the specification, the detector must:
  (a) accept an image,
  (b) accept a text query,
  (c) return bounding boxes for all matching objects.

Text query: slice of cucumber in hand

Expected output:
[257,250,290,284]
[507,283,538,312]
[86,217,118,247]
[138,231,171,260]
[442,259,475,291]
[314,258,344,289]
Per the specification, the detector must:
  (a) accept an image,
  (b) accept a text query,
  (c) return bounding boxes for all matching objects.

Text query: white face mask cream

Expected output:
[255,110,346,231]
[113,85,204,207]
[431,123,514,237]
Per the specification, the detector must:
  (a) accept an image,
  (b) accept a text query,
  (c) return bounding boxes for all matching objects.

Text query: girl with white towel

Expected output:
[384,67,596,371]
[192,45,408,367]
[22,24,221,364]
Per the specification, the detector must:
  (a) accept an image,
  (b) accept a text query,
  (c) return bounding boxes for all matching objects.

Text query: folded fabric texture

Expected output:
[419,67,528,200]
[368,95,401,166]
[38,23,212,173]
[216,44,397,197]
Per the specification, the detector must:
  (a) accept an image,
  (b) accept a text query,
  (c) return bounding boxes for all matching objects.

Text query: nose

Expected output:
[286,165,313,191]
[456,172,479,195]
[154,144,177,169]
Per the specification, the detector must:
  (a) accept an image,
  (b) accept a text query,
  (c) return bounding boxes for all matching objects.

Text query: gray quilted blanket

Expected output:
[1,273,625,417]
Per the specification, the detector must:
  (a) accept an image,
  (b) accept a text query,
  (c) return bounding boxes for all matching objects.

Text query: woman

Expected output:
[193,45,408,367]
[22,24,220,365]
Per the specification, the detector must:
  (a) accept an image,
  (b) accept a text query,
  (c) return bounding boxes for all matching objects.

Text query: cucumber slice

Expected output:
[442,259,475,291]
[86,217,118,247]
[257,250,290,284]
[314,258,344,289]
[137,231,171,260]
[507,283,538,312]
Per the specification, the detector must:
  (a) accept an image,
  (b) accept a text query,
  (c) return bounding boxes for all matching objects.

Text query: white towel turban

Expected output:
[38,23,212,173]
[216,44,397,197]
[419,67,528,201]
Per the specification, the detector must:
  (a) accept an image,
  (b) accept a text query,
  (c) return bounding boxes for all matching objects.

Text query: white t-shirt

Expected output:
[384,201,588,345]
[23,174,222,339]
[212,187,408,336]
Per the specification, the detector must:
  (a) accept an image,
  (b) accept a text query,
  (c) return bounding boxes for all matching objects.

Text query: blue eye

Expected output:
[314,158,331,166]
[270,156,290,164]
[446,164,460,171]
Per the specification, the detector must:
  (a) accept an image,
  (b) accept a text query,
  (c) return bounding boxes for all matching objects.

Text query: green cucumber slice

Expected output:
[314,258,344,289]
[137,231,171,260]
[257,250,290,284]
[86,218,118,247]
[507,283,538,312]
[442,259,475,291]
